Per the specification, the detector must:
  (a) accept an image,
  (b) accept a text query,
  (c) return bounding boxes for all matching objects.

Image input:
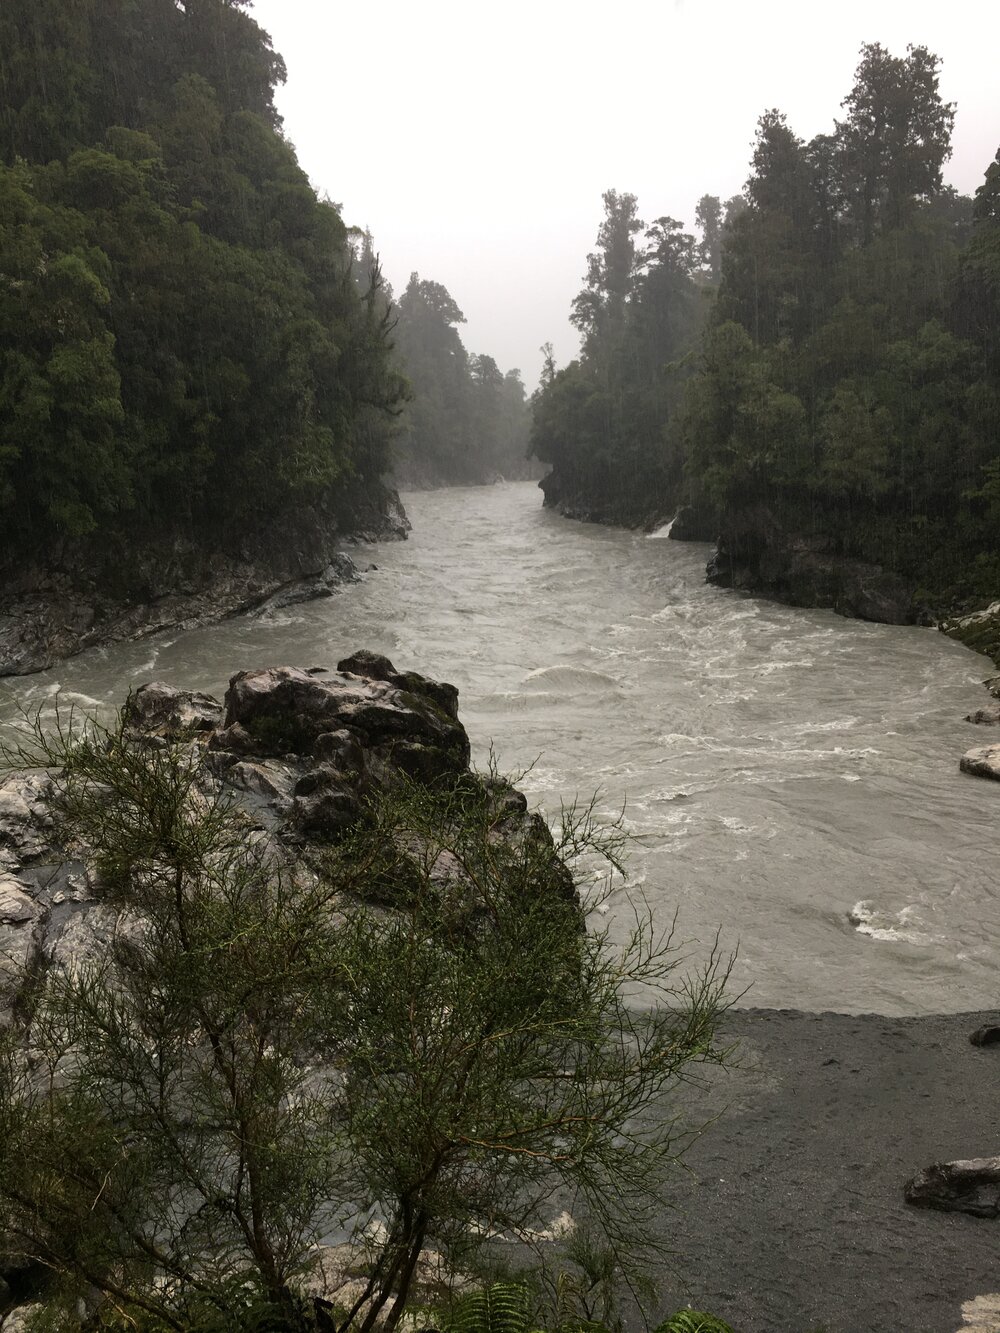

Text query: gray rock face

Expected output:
[0,654,562,1026]
[123,681,224,739]
[0,876,41,1020]
[224,662,470,779]
[905,1157,1000,1217]
[941,602,1000,673]
[961,744,1000,781]
[708,529,920,625]
[0,486,410,679]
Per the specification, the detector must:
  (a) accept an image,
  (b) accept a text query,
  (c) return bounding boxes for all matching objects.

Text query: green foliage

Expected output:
[532,46,999,606]
[680,46,1000,607]
[0,0,406,563]
[654,1314,734,1333]
[0,712,731,1332]
[442,1283,531,1333]
[531,194,706,523]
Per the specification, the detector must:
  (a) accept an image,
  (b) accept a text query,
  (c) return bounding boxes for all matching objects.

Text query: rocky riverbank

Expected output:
[538,470,674,531]
[703,519,925,627]
[0,486,410,679]
[0,650,574,1324]
[0,649,569,1031]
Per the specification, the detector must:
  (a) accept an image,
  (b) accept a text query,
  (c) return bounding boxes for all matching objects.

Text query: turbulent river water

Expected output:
[3,481,999,1016]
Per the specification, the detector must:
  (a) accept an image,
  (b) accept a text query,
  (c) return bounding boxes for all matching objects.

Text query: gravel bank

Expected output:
[654,1009,1000,1333]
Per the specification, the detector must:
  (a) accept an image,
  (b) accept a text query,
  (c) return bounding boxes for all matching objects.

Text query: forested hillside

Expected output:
[391,270,533,487]
[0,0,405,571]
[532,45,1000,622]
[530,190,713,525]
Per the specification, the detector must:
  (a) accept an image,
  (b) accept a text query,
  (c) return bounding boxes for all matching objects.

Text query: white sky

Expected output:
[250,0,1000,387]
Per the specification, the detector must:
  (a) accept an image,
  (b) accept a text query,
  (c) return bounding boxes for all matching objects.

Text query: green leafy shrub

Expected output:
[0,709,731,1332]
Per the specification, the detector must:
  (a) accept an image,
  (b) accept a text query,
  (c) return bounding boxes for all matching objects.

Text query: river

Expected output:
[3,481,998,1016]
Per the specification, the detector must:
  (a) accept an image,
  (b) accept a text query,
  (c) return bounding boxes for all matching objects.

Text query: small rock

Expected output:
[961,745,1000,781]
[336,650,397,682]
[966,707,1000,726]
[2,1304,45,1331]
[905,1157,1000,1217]
[0,878,36,924]
[225,761,294,803]
[970,1026,1000,1047]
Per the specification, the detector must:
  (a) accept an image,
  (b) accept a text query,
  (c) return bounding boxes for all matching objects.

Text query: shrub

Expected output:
[0,711,731,1331]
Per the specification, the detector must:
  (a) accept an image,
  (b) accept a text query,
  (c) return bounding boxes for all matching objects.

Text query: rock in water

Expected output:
[960,744,1000,781]
[905,1158,1000,1217]
[966,706,1000,725]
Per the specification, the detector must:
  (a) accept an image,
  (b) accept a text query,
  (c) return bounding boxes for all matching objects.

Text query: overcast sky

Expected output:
[251,0,1000,387]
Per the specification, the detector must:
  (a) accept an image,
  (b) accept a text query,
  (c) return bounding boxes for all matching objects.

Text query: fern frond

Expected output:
[654,1312,736,1333]
[444,1282,531,1333]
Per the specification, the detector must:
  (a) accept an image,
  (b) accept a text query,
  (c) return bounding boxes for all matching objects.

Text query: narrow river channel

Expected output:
[4,481,998,1015]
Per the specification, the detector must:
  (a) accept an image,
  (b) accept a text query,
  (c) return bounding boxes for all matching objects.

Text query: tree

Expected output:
[835,43,955,241]
[695,194,723,281]
[0,711,730,1332]
[570,189,645,357]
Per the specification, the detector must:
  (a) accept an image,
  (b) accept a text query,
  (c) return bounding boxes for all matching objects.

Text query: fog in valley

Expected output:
[252,0,1000,383]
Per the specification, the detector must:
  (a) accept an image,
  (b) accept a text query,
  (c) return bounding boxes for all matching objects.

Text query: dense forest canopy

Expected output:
[532,43,1000,613]
[0,0,406,561]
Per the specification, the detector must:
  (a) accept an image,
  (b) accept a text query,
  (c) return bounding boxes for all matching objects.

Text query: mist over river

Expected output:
[4,481,999,1016]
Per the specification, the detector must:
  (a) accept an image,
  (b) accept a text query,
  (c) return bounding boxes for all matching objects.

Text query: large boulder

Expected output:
[123,681,224,739]
[223,661,470,779]
[0,654,570,1022]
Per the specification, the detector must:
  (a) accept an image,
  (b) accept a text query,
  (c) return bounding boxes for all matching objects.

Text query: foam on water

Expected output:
[850,901,937,946]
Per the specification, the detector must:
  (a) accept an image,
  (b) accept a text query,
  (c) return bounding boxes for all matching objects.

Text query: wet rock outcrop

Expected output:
[538,470,674,531]
[0,652,570,1030]
[960,743,1000,782]
[706,519,922,625]
[0,488,410,679]
[942,602,1000,672]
